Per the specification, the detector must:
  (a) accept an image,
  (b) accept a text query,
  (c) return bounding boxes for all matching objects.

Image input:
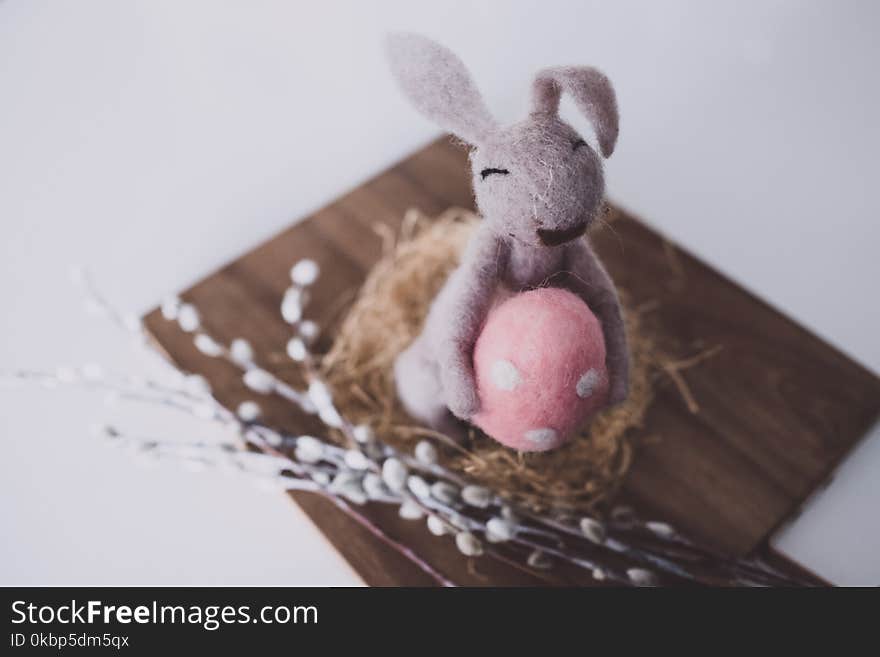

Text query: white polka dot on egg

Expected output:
[524,428,558,445]
[576,368,600,399]
[490,359,521,391]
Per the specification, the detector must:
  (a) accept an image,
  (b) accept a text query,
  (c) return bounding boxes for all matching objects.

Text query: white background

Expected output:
[1,1,877,585]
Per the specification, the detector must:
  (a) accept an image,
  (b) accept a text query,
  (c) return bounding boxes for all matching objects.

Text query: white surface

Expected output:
[1,1,877,585]
[773,422,880,585]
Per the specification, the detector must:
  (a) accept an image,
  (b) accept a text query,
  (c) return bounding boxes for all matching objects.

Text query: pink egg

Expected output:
[472,287,609,452]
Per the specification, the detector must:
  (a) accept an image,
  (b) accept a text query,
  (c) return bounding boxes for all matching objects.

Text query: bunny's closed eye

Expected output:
[480,167,510,180]
[572,138,587,151]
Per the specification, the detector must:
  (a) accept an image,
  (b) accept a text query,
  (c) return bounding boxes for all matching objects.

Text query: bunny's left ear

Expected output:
[531,67,619,158]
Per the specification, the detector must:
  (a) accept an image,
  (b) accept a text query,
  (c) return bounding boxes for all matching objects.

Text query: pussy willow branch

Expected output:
[3,313,455,585]
[11,263,814,587]
[10,356,805,587]
[519,509,799,587]
[248,429,455,587]
[43,365,457,588]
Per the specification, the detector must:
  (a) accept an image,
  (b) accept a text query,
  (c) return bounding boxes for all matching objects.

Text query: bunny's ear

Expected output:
[531,67,619,158]
[385,33,497,146]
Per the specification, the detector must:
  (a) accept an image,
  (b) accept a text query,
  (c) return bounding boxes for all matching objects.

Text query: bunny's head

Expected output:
[386,33,618,247]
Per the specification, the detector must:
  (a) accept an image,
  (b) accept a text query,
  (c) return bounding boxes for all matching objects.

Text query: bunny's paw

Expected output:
[441,367,481,421]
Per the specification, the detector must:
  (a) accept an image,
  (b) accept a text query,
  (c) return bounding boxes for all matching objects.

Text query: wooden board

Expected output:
[143,137,880,586]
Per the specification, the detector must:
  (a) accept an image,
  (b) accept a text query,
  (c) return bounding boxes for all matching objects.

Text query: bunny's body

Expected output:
[387,35,629,439]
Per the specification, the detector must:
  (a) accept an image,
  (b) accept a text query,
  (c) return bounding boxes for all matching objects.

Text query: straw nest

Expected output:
[320,208,662,514]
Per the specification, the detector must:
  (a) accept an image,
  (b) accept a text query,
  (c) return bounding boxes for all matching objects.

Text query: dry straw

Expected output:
[322,208,668,514]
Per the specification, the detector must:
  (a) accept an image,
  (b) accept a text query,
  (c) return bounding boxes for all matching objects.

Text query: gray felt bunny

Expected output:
[387,34,629,440]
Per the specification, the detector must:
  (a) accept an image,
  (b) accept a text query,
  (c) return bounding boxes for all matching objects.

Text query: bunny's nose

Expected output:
[537,221,587,247]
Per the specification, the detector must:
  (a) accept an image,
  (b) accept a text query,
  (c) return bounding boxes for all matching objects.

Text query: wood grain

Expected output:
[143,137,880,585]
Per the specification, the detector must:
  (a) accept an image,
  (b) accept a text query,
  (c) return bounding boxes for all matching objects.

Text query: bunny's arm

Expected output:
[564,241,629,405]
[426,228,509,420]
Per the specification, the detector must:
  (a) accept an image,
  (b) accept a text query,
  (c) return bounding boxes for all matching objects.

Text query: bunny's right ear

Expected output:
[531,66,619,158]
[385,33,497,146]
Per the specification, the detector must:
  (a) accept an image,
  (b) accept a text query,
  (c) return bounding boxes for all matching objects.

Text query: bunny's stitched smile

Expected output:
[537,221,587,246]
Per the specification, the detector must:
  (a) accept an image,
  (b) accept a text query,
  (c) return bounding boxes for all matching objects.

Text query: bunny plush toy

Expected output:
[387,34,629,450]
